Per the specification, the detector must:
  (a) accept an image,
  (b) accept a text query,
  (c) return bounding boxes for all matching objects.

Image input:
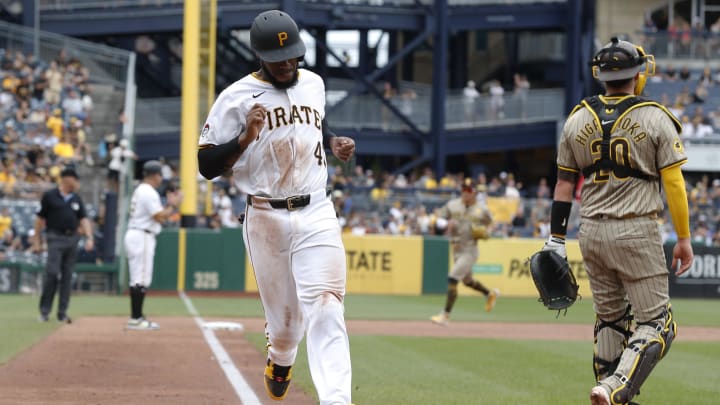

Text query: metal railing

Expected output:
[134,86,564,135]
[636,30,720,61]
[0,20,132,87]
[38,0,565,11]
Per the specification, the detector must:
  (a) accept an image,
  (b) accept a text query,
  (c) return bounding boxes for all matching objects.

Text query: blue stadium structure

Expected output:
[17,0,596,179]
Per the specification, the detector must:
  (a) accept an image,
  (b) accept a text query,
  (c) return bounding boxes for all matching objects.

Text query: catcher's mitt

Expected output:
[529,250,580,314]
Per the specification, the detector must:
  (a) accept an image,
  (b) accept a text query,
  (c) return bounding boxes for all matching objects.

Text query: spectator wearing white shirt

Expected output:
[107,138,137,191]
[463,80,479,122]
[61,88,84,120]
[693,116,714,138]
[213,187,238,228]
[680,115,696,139]
[488,79,505,120]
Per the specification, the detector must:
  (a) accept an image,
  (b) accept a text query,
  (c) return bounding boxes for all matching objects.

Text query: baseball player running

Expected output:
[124,160,182,330]
[431,178,498,326]
[197,10,354,405]
[543,38,693,405]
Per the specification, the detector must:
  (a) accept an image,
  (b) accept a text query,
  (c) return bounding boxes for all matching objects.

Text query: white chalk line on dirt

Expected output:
[179,291,262,405]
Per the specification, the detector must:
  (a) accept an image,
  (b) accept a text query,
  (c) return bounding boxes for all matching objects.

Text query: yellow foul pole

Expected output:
[178,0,217,290]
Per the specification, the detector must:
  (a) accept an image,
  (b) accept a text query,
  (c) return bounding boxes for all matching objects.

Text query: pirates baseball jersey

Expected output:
[198,68,327,198]
[125,182,163,287]
[127,183,163,235]
[558,95,686,219]
[200,67,351,404]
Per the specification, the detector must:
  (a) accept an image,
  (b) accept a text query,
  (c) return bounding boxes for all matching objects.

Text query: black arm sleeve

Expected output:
[322,119,336,149]
[197,135,243,180]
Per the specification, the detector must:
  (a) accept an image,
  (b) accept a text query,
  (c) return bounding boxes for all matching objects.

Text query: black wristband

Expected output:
[550,200,572,237]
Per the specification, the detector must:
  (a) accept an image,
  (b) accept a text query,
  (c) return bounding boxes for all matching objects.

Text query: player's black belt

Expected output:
[591,212,659,220]
[129,228,153,234]
[48,229,75,236]
[247,194,311,211]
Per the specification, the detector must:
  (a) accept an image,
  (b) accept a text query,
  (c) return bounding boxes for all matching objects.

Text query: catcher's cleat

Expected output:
[485,288,499,312]
[430,312,449,326]
[590,386,610,405]
[264,359,292,401]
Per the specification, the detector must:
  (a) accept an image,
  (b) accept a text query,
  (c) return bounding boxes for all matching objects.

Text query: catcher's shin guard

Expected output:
[593,305,633,381]
[609,304,676,405]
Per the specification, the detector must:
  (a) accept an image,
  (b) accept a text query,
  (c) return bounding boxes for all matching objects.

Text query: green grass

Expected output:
[246,333,720,405]
[2,293,719,404]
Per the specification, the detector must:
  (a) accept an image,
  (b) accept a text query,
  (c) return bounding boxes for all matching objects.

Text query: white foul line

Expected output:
[179,291,262,405]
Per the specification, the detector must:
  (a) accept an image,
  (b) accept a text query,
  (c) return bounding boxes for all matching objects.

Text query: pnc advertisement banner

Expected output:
[245,234,424,295]
[457,238,592,298]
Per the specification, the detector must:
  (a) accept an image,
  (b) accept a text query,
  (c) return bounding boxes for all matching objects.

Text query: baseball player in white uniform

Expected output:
[124,160,182,330]
[197,10,355,405]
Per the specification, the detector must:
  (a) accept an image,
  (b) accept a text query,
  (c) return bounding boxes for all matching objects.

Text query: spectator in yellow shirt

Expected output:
[53,134,76,162]
[46,108,64,139]
[0,207,12,236]
[0,162,17,196]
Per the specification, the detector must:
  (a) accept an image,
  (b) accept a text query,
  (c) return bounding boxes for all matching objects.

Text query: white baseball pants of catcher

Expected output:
[243,188,351,405]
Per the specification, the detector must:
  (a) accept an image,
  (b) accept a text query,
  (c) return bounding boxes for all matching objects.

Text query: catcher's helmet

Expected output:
[142,160,163,177]
[590,37,655,95]
[250,10,306,63]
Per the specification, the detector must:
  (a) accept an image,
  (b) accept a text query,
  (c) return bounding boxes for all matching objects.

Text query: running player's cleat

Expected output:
[264,359,293,400]
[485,288,499,312]
[430,311,449,326]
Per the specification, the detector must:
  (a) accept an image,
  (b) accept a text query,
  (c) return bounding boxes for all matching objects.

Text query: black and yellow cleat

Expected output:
[264,359,293,401]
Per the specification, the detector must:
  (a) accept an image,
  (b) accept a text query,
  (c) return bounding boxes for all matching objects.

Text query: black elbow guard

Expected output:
[197,136,242,179]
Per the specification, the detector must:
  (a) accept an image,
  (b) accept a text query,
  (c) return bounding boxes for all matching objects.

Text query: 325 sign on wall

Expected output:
[0,266,19,293]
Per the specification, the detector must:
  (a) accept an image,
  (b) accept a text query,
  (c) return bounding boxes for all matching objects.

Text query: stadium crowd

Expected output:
[200,161,720,248]
[3,42,720,268]
[0,47,104,262]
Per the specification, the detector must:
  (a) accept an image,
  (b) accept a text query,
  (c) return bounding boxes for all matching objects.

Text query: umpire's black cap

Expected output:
[250,10,306,63]
[142,160,163,177]
[60,167,78,179]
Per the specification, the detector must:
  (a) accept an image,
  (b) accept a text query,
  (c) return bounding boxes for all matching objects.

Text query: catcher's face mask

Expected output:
[590,37,655,96]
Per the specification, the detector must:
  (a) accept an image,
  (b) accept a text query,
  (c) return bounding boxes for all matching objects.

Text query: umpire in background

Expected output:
[32,167,94,323]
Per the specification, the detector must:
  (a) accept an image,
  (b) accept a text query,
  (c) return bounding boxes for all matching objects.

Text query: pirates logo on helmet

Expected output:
[250,10,306,63]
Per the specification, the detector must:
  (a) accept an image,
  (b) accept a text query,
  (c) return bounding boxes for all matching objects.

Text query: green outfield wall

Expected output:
[15,228,697,298]
[147,228,588,296]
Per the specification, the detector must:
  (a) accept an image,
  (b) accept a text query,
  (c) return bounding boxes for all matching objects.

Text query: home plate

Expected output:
[203,321,244,332]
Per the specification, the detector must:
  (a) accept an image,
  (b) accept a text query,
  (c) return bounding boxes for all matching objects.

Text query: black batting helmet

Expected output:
[250,10,306,63]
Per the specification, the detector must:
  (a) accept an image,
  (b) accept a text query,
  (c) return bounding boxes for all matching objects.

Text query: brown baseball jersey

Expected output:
[439,197,492,280]
[558,95,686,219]
[560,95,686,323]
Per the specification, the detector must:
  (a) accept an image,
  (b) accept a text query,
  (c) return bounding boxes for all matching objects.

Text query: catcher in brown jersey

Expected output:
[431,179,499,326]
[542,38,694,405]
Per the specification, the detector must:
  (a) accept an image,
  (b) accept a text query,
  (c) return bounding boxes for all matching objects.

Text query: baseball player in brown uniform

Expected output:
[431,179,499,325]
[543,38,693,405]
